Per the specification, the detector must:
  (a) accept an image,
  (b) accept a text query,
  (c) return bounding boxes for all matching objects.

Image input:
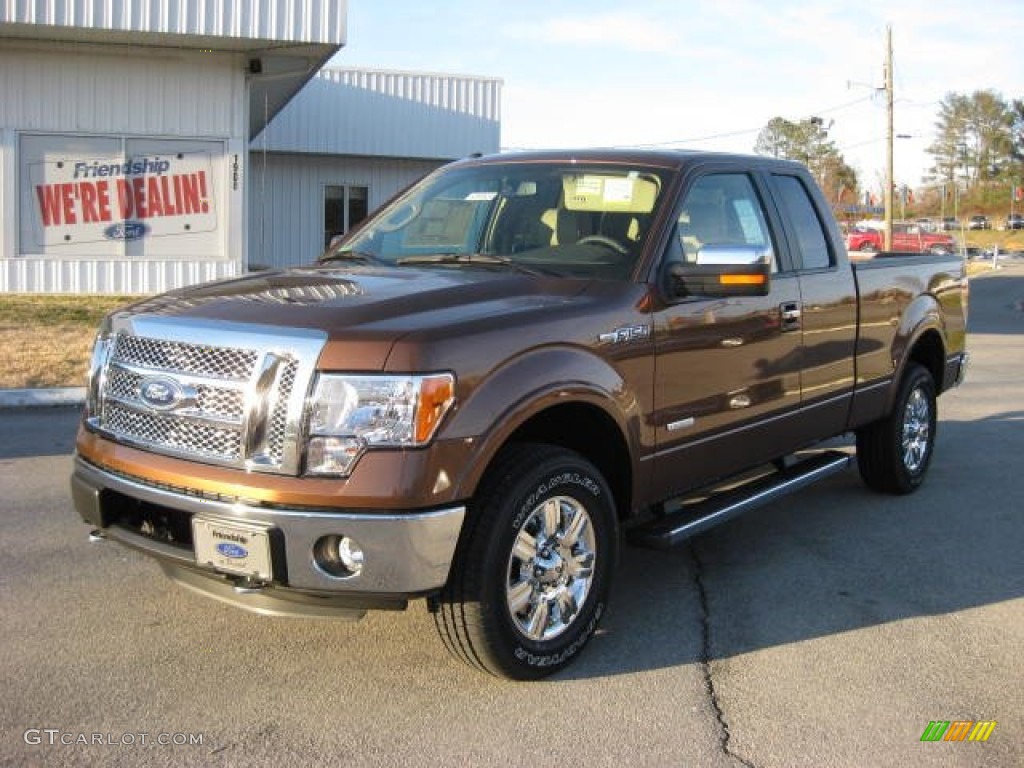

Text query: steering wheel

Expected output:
[576,234,629,255]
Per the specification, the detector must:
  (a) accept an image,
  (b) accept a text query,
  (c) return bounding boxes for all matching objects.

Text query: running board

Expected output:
[628,450,853,550]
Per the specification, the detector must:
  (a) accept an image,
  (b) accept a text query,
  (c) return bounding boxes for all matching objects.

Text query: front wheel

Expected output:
[434,444,617,679]
[856,363,937,494]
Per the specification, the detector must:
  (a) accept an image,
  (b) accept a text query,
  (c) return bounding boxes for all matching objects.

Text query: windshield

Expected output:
[324,161,671,279]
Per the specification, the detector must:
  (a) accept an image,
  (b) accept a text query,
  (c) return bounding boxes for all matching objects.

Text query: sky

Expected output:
[331,1,1024,193]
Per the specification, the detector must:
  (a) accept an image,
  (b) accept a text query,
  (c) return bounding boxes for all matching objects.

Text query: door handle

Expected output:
[780,302,801,332]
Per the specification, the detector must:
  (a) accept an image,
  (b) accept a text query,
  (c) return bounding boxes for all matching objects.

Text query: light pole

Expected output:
[883,24,894,251]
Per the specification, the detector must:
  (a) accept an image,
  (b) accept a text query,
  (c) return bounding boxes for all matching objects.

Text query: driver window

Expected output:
[676,174,776,271]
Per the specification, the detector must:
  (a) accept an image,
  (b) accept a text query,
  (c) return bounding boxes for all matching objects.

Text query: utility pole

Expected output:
[883,24,894,251]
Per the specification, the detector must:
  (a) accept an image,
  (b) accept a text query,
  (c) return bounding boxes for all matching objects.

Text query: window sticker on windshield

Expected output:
[465,192,497,201]
[573,176,604,196]
[603,178,634,204]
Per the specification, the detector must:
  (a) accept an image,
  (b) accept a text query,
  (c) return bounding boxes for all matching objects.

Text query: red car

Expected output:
[846,225,955,254]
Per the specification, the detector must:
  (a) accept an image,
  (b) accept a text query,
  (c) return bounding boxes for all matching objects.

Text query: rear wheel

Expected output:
[856,363,937,494]
[434,443,617,679]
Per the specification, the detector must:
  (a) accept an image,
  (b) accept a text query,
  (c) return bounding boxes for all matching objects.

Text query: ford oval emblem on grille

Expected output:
[138,376,184,411]
[216,542,249,559]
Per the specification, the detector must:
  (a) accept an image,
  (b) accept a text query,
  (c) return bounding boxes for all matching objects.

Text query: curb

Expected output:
[0,388,86,409]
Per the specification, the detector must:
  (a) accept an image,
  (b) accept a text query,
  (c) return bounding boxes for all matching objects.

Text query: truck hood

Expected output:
[116,265,598,367]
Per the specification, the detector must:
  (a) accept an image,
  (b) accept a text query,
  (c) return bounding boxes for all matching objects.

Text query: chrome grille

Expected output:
[105,403,242,460]
[196,386,245,419]
[113,335,257,380]
[266,360,299,464]
[91,319,325,475]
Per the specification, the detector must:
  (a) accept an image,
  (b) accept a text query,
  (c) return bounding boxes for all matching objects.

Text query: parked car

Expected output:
[941,217,959,231]
[845,224,955,254]
[968,215,991,230]
[1005,214,1024,230]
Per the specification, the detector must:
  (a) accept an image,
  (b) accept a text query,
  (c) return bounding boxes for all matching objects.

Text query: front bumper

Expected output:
[72,456,465,618]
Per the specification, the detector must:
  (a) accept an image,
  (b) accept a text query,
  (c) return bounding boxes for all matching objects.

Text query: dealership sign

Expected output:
[30,153,217,246]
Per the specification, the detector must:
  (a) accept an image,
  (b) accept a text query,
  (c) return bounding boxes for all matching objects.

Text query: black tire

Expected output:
[856,363,937,494]
[434,443,617,679]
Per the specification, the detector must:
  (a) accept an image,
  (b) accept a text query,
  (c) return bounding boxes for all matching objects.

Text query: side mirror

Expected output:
[669,245,772,297]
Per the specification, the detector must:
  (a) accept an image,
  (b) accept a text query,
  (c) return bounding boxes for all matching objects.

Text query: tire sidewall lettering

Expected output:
[512,471,601,531]
[512,602,605,668]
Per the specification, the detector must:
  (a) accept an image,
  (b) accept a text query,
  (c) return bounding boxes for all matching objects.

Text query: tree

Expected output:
[1009,99,1024,179]
[926,90,1013,188]
[754,117,859,203]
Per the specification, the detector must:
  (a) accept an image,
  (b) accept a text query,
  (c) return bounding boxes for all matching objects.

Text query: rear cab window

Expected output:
[769,174,834,271]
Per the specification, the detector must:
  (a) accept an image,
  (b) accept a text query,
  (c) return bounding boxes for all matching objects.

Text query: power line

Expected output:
[504,95,880,152]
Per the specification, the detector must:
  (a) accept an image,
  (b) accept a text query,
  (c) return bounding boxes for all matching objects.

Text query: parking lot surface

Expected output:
[1,268,1022,767]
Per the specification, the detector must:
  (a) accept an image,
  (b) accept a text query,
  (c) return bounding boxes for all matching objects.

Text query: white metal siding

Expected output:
[247,152,442,271]
[0,44,243,137]
[0,0,347,44]
[0,257,239,293]
[259,67,501,160]
[0,43,247,292]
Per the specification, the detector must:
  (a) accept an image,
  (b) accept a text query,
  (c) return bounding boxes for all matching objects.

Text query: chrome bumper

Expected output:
[72,456,465,615]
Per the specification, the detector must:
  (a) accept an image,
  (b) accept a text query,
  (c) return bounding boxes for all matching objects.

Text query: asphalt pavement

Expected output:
[1,267,1021,767]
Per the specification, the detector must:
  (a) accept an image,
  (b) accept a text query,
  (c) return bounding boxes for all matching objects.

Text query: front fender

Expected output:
[442,345,646,501]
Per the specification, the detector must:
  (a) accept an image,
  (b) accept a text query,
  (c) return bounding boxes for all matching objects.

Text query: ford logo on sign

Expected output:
[103,221,149,241]
[216,542,249,559]
[138,376,184,411]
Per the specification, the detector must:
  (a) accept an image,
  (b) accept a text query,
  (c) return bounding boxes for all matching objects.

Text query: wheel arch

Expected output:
[906,328,945,393]
[501,402,633,522]
[444,346,643,521]
[890,292,948,401]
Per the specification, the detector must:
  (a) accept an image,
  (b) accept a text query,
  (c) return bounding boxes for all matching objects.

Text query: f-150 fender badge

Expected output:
[216,542,249,559]
[599,324,651,345]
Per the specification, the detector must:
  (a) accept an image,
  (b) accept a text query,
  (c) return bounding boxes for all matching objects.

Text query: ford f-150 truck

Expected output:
[73,150,968,679]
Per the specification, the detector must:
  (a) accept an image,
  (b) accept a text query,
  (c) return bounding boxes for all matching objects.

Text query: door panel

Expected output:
[651,172,803,500]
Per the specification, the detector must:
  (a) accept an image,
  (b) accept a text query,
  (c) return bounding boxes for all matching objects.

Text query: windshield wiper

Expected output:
[318,250,387,266]
[397,253,558,277]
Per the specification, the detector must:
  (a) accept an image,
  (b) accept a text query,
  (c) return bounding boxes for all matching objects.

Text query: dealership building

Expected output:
[0,1,501,294]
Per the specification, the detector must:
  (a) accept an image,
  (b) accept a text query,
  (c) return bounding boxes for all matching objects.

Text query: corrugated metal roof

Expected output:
[1,1,348,137]
[255,67,502,160]
[0,0,346,45]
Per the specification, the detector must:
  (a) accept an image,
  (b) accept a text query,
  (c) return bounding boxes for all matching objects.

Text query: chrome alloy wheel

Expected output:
[901,387,931,473]
[505,496,597,642]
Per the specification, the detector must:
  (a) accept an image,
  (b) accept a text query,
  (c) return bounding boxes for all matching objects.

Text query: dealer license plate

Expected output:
[192,517,273,580]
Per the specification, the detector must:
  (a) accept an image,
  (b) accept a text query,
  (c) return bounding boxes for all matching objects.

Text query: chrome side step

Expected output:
[628,450,853,550]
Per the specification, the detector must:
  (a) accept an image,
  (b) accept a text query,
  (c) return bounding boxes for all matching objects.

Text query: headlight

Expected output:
[306,373,455,476]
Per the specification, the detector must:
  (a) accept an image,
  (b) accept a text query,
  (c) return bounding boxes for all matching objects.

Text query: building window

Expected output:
[325,185,369,248]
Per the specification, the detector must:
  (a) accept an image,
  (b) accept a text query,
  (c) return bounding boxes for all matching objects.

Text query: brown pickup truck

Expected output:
[72,149,968,679]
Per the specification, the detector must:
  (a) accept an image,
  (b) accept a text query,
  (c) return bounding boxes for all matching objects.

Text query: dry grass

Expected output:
[0,295,138,389]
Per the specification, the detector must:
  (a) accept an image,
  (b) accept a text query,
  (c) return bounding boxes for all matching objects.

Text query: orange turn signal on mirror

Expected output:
[719,274,767,286]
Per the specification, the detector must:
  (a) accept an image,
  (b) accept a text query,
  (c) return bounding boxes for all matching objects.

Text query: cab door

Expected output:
[650,171,803,500]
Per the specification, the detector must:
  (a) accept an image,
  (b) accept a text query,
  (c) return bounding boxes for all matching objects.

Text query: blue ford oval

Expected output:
[138,376,183,410]
[103,220,150,241]
[216,542,248,559]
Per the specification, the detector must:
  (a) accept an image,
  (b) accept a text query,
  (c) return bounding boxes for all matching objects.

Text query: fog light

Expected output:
[315,535,365,578]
